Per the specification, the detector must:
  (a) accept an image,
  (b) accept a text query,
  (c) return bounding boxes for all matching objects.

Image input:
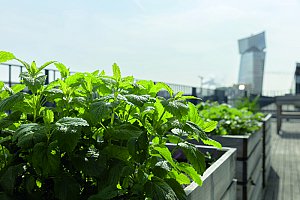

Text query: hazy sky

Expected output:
[1,0,300,94]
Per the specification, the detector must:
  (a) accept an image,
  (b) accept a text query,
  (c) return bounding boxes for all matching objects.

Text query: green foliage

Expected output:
[198,101,264,135]
[234,95,260,113]
[0,52,220,199]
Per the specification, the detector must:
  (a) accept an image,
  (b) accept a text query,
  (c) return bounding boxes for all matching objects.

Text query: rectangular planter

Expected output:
[196,129,263,200]
[185,145,237,200]
[166,143,237,200]
[262,114,272,188]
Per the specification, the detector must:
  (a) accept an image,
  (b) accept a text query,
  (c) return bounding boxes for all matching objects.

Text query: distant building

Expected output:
[238,32,266,94]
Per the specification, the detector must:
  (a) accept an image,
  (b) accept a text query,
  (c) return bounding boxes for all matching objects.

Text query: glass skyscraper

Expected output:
[238,32,266,94]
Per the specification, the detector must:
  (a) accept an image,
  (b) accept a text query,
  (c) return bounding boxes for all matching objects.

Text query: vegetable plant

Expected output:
[198,101,264,135]
[0,51,220,200]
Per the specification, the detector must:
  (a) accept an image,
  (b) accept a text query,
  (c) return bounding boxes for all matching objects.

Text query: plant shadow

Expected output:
[263,167,280,200]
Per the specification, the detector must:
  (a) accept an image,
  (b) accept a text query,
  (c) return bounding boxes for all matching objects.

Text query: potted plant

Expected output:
[0,51,236,200]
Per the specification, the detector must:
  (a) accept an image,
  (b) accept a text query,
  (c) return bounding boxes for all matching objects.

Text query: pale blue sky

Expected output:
[1,0,300,93]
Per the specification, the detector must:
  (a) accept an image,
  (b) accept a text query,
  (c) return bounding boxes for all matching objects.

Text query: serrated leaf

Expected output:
[54,173,80,200]
[112,63,121,81]
[144,176,177,200]
[56,117,89,127]
[0,164,25,195]
[54,126,81,153]
[162,100,189,119]
[32,142,60,176]
[0,51,15,63]
[124,94,150,107]
[55,62,70,79]
[13,123,47,149]
[177,162,202,186]
[108,124,143,141]
[178,142,206,175]
[0,92,24,112]
[90,101,112,123]
[203,121,218,132]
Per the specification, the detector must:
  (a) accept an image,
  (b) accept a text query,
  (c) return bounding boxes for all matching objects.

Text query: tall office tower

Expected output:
[238,32,266,94]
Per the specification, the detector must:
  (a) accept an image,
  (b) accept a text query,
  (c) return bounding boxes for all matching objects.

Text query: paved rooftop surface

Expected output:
[264,119,300,200]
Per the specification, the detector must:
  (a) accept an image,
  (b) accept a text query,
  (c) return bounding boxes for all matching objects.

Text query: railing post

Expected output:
[8,65,12,87]
[45,69,49,85]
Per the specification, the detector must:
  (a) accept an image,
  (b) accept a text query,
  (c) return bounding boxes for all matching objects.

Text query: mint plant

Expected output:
[198,101,264,135]
[0,51,220,200]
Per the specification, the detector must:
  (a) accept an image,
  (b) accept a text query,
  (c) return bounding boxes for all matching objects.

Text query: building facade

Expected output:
[238,32,266,94]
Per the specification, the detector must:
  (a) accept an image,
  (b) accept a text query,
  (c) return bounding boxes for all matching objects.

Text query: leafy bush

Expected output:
[0,51,220,200]
[198,101,264,135]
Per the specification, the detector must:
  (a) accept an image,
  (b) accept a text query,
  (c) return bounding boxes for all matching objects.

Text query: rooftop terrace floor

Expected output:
[264,119,300,200]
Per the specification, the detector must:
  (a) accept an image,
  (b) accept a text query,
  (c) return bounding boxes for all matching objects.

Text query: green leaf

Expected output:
[38,61,56,74]
[56,117,89,127]
[30,61,38,75]
[104,144,129,161]
[0,51,15,63]
[127,132,149,163]
[108,124,143,141]
[32,142,60,176]
[13,123,47,149]
[90,101,112,122]
[144,176,177,200]
[0,164,25,195]
[165,178,187,200]
[0,81,4,90]
[168,170,191,185]
[155,82,173,97]
[203,121,218,132]
[15,58,31,71]
[0,111,22,129]
[20,72,47,93]
[153,145,176,168]
[201,138,222,149]
[11,84,26,93]
[55,63,70,79]
[177,162,202,186]
[112,63,121,81]
[178,142,206,175]
[54,118,88,153]
[88,185,119,200]
[0,92,24,112]
[124,94,150,107]
[188,102,204,127]
[54,173,80,200]
[162,100,189,119]
[43,109,54,124]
